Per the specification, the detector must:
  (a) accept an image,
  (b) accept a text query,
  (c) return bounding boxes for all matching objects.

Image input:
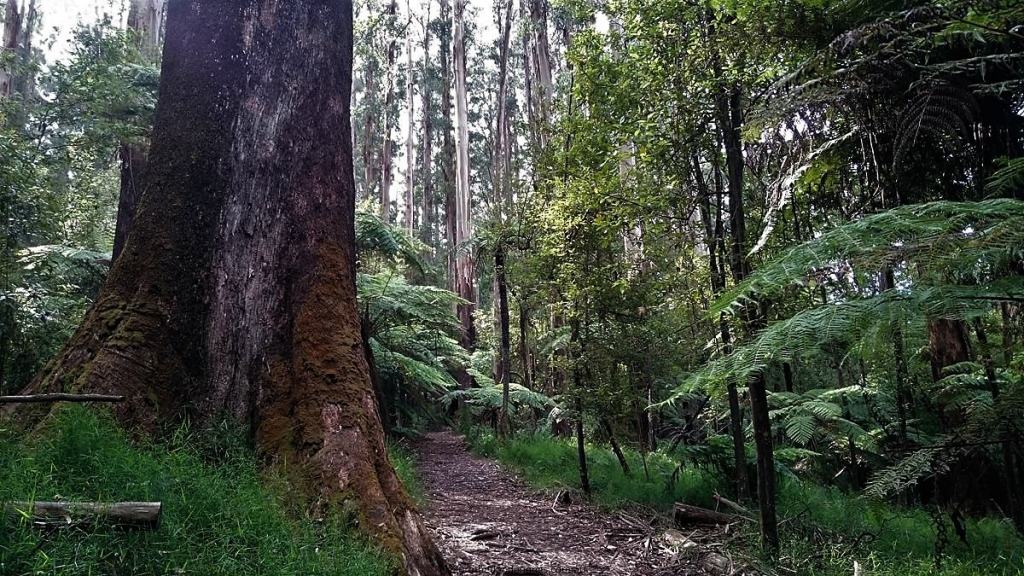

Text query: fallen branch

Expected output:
[5,501,161,529]
[713,492,755,519]
[674,502,740,526]
[0,394,126,404]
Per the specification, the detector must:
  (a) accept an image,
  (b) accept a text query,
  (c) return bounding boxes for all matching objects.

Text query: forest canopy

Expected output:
[1,0,1023,575]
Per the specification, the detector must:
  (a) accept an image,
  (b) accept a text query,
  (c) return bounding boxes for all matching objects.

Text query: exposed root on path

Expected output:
[414,430,752,576]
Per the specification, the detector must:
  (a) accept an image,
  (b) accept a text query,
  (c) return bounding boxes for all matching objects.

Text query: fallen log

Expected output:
[5,501,161,529]
[0,393,126,404]
[673,502,738,527]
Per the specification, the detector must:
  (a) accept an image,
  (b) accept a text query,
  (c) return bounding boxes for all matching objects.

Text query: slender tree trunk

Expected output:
[518,299,532,389]
[404,4,416,235]
[782,361,795,393]
[452,0,475,354]
[380,0,399,222]
[419,1,434,248]
[1001,303,1014,367]
[718,80,777,551]
[438,0,456,295]
[496,245,512,437]
[15,2,446,573]
[602,418,630,476]
[693,149,749,500]
[574,391,590,495]
[974,318,1023,531]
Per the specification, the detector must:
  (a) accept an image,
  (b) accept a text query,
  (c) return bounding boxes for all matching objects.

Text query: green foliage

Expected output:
[774,480,1024,576]
[0,407,394,576]
[464,427,719,511]
[356,217,470,414]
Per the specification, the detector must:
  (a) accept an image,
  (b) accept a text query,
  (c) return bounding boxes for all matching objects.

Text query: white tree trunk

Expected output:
[405,3,416,234]
[380,0,399,221]
[128,0,166,58]
[452,0,475,346]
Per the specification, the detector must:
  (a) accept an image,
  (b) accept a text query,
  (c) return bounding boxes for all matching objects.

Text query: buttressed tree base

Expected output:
[14,1,447,574]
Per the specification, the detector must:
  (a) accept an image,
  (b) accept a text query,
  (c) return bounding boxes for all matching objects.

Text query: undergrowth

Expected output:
[0,407,397,576]
[464,427,1024,576]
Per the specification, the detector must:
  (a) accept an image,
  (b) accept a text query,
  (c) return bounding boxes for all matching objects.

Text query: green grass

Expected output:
[774,480,1024,575]
[388,441,425,506]
[0,407,397,576]
[466,427,1024,576]
[464,427,721,511]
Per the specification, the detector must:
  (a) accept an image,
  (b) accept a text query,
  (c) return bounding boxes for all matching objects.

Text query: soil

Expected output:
[414,430,739,576]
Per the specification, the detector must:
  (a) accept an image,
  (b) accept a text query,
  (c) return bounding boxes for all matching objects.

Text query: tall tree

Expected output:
[16,1,446,573]
[418,0,434,248]
[0,0,36,100]
[717,80,779,551]
[492,0,514,435]
[527,0,552,141]
[452,0,475,352]
[380,0,399,221]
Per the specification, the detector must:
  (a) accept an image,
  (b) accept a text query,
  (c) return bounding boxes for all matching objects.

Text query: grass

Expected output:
[464,427,721,511]
[465,427,1024,576]
[388,440,425,506]
[0,407,398,576]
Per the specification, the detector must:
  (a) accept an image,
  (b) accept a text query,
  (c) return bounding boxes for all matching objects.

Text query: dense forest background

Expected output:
[1,0,1023,575]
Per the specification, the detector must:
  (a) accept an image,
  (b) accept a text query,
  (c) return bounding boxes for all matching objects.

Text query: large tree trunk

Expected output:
[17,2,446,573]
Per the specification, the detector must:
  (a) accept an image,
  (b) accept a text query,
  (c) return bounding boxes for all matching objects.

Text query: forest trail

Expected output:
[414,430,700,576]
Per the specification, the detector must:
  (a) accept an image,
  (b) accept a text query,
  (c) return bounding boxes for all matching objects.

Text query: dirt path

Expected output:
[414,430,697,576]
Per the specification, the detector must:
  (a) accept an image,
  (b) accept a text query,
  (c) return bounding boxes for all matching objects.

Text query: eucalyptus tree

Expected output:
[14,1,446,572]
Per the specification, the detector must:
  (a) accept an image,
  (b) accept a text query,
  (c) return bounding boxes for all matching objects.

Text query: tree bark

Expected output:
[16,2,446,573]
[113,144,147,261]
[0,0,23,98]
[673,503,738,526]
[0,0,35,102]
[928,318,972,382]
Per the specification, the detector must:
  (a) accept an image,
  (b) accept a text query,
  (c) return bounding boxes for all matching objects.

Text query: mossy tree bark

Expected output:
[19,1,446,573]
